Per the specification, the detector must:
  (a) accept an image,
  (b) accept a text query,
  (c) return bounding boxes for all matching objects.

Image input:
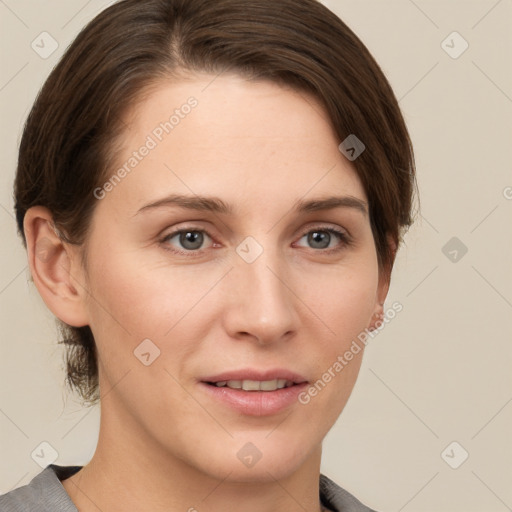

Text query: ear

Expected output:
[368,235,397,331]
[23,206,89,327]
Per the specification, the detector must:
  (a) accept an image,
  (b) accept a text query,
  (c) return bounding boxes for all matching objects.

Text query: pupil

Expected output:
[309,231,330,249]
[180,231,203,250]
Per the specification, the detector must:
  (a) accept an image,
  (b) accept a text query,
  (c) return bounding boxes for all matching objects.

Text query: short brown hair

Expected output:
[14,0,416,406]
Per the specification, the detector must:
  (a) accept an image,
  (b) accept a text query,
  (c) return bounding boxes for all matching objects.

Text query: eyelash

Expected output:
[160,225,352,257]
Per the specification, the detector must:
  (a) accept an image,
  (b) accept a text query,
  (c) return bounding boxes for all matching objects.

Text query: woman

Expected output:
[1,0,415,510]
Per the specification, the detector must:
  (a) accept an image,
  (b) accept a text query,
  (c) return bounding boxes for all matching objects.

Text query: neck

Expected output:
[62,397,325,512]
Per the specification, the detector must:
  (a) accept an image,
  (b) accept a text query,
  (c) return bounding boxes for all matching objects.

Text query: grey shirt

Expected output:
[0,465,377,511]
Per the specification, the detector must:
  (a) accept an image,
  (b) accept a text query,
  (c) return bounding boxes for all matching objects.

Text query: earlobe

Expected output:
[368,307,385,332]
[24,206,89,327]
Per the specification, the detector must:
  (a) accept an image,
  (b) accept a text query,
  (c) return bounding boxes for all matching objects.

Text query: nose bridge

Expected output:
[226,241,297,342]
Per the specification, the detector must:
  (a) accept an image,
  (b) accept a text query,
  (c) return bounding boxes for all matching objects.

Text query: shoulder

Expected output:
[320,473,379,512]
[0,465,82,512]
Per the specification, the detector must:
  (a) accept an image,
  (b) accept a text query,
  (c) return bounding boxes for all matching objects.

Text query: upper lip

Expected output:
[201,369,308,384]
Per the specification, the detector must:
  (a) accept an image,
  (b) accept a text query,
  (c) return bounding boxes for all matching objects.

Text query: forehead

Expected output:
[101,73,367,215]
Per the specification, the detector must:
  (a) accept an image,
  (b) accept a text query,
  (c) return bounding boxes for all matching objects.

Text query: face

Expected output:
[71,73,388,481]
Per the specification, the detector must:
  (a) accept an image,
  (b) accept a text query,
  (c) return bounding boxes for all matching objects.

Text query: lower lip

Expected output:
[199,382,308,416]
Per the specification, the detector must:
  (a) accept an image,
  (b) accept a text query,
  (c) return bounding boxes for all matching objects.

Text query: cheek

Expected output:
[301,260,379,343]
[84,248,209,333]
[294,282,376,436]
[82,248,231,383]
[296,254,379,404]
[84,239,379,353]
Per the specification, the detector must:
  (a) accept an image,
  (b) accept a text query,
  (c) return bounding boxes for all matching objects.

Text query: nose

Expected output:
[222,247,298,345]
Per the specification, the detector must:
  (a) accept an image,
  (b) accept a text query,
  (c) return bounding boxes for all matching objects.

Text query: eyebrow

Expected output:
[135,193,368,217]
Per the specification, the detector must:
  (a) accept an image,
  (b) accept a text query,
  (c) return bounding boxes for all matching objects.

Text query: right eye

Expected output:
[161,228,215,254]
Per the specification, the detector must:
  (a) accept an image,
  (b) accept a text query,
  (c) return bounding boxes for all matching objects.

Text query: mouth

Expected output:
[199,369,309,416]
[205,379,297,391]
[201,369,307,389]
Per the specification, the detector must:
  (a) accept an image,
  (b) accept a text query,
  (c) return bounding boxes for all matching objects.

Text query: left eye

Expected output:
[163,230,213,251]
[296,229,346,250]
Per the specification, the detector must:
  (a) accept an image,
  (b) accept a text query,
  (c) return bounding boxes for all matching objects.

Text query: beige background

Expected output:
[1,1,511,511]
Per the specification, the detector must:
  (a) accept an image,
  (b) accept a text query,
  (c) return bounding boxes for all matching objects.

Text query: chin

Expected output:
[194,435,318,483]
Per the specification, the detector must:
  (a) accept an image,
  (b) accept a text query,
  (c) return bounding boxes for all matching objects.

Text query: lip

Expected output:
[201,368,308,384]
[199,368,309,417]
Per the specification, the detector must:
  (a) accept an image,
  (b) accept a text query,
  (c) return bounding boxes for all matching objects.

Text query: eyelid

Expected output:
[159,225,217,256]
[293,224,352,252]
[298,223,350,239]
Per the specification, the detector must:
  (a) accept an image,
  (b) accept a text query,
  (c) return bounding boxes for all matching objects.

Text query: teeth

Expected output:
[214,379,293,391]
[259,379,278,391]
[242,379,261,391]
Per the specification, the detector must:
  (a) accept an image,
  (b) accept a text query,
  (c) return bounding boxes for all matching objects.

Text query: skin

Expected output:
[24,73,392,512]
